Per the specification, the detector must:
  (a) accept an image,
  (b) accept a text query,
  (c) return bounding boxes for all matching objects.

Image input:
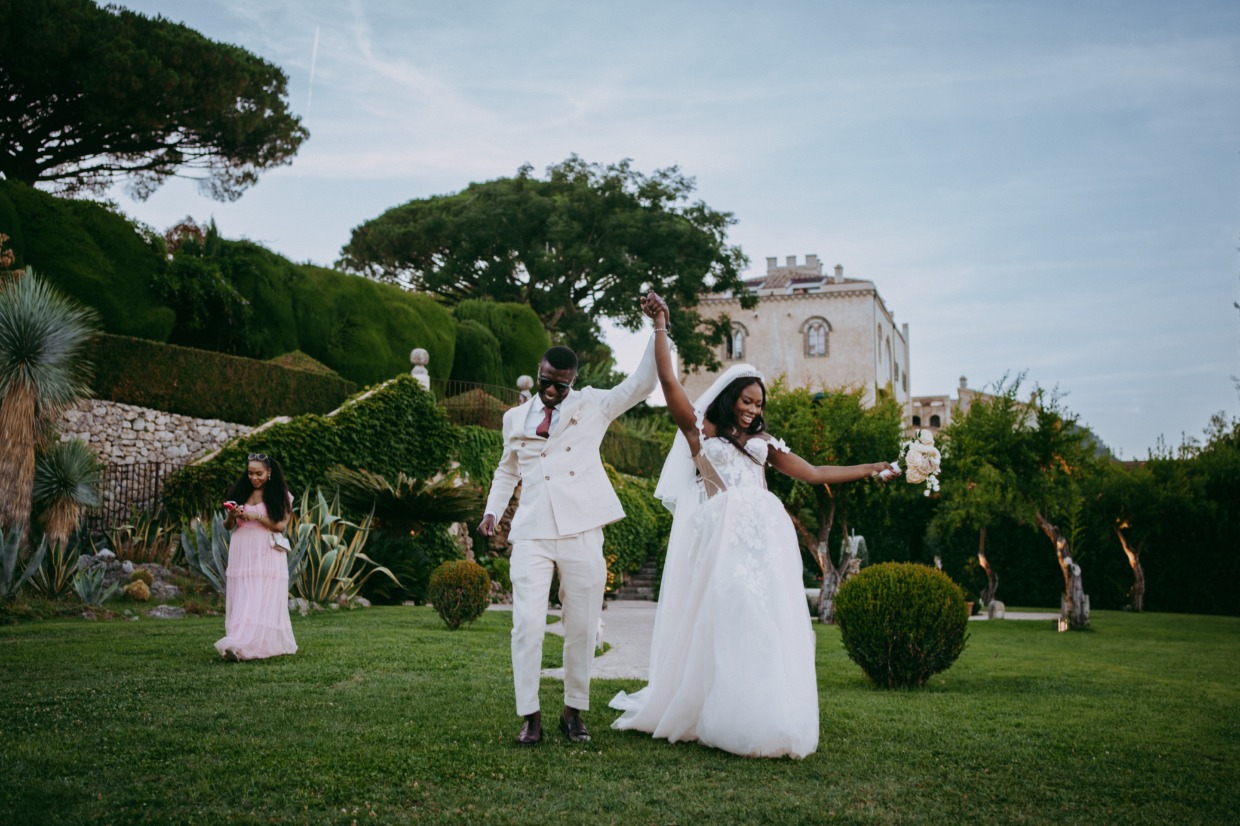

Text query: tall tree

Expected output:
[0,270,98,538]
[764,382,904,622]
[0,0,308,200]
[338,156,754,367]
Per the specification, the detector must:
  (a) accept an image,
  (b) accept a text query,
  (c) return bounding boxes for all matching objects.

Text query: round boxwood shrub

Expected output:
[129,568,154,586]
[834,562,969,689]
[428,560,491,630]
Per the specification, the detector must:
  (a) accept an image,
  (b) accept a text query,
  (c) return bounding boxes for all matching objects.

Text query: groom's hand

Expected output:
[478,514,497,537]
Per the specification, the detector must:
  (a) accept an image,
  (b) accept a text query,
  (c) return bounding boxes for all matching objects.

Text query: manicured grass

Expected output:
[1,608,1236,824]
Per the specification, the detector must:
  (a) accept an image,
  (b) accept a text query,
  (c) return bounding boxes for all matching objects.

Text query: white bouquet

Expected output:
[897,429,941,496]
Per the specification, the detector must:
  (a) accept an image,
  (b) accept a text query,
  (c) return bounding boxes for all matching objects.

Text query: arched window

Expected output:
[799,317,831,357]
[725,322,747,360]
[930,414,941,428]
[912,415,922,426]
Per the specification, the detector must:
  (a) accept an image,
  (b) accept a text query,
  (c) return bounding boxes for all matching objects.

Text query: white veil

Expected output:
[652,363,766,514]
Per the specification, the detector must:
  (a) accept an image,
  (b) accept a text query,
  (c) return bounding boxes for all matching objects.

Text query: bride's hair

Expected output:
[704,376,767,462]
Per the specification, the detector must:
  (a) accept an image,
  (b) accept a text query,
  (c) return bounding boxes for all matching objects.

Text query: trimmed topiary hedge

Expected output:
[90,334,355,425]
[428,559,491,629]
[451,299,550,386]
[162,375,459,520]
[449,319,504,386]
[834,562,969,689]
[0,180,174,340]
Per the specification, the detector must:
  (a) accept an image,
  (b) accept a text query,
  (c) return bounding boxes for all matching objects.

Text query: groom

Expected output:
[479,295,664,745]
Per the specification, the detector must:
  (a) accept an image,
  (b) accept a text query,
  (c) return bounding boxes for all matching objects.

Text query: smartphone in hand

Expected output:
[223,500,238,511]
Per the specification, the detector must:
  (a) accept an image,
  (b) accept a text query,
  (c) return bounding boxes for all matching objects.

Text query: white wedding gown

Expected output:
[610,435,819,759]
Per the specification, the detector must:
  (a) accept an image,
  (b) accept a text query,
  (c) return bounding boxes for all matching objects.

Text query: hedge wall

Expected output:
[450,319,504,386]
[603,466,670,576]
[163,375,459,520]
[91,334,355,425]
[0,180,174,340]
[452,299,550,385]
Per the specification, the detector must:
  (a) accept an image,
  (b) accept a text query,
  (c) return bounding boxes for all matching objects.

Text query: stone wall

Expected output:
[58,399,251,466]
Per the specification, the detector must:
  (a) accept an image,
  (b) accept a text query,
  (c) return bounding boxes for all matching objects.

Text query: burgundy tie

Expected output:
[536,406,554,438]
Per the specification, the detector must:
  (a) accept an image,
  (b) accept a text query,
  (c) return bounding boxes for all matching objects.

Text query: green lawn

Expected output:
[1,608,1236,825]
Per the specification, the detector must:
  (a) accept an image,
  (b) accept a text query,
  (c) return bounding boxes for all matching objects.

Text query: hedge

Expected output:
[449,319,504,386]
[0,180,174,340]
[90,334,355,425]
[452,299,550,386]
[602,466,670,577]
[163,375,459,520]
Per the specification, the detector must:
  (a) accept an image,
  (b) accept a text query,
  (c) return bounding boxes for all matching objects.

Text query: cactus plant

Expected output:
[0,524,47,600]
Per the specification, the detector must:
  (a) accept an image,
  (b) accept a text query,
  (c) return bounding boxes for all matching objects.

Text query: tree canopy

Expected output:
[0,0,308,200]
[337,156,754,367]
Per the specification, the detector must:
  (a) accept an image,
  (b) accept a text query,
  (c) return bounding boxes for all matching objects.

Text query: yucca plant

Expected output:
[0,269,99,538]
[291,488,394,604]
[33,438,103,548]
[29,537,81,599]
[73,565,119,607]
[179,513,230,595]
[324,465,483,538]
[1,523,47,600]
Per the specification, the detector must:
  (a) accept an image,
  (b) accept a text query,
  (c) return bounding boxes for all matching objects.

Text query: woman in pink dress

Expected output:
[215,453,297,661]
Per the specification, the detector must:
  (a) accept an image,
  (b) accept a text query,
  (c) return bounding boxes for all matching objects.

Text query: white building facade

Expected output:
[682,255,912,420]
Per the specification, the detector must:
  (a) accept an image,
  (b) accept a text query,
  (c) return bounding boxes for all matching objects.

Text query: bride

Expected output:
[610,293,899,759]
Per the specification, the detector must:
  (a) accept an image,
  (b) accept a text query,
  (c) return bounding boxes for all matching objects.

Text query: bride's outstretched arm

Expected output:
[768,448,899,486]
[640,292,698,442]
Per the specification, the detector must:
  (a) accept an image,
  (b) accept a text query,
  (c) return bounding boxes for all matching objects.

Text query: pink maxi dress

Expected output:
[214,501,297,660]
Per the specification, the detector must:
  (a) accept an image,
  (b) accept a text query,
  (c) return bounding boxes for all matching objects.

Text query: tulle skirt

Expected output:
[214,526,297,660]
[610,487,818,758]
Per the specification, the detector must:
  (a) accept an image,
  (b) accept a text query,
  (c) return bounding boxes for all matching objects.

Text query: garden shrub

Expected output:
[428,559,491,630]
[90,334,355,424]
[834,562,969,689]
[129,568,153,587]
[455,426,504,485]
[602,466,667,578]
[452,299,550,386]
[449,320,504,386]
[162,376,459,520]
[359,524,464,606]
[0,180,175,340]
[601,417,672,478]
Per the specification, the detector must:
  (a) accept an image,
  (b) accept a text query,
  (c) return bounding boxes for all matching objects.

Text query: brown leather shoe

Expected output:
[559,712,591,742]
[516,712,542,746]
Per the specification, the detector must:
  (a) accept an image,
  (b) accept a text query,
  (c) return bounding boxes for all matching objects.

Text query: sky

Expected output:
[98,0,1239,459]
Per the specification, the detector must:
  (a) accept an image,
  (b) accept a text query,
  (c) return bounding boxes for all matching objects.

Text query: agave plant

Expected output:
[290,488,395,604]
[0,270,99,537]
[33,438,103,548]
[180,513,230,595]
[73,565,119,607]
[1,523,47,600]
[324,465,483,538]
[29,536,81,599]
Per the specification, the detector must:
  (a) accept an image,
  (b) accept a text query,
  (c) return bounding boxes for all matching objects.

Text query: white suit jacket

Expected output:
[484,335,657,540]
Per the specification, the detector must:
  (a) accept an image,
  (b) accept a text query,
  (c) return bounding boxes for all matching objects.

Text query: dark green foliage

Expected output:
[452,299,550,385]
[449,320,504,386]
[835,562,969,688]
[0,0,307,200]
[0,181,173,339]
[428,559,491,629]
[357,526,466,606]
[601,416,672,478]
[90,334,355,425]
[162,376,459,520]
[455,426,504,486]
[339,155,753,367]
[602,466,669,577]
[266,351,340,376]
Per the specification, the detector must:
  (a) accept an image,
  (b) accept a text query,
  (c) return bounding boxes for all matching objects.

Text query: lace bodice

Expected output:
[699,436,780,493]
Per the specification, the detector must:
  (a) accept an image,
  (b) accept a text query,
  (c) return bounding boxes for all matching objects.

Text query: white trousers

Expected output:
[509,528,606,716]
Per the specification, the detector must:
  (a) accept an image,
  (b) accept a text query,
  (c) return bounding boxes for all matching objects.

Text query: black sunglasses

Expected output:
[248,453,269,462]
[537,376,574,392]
